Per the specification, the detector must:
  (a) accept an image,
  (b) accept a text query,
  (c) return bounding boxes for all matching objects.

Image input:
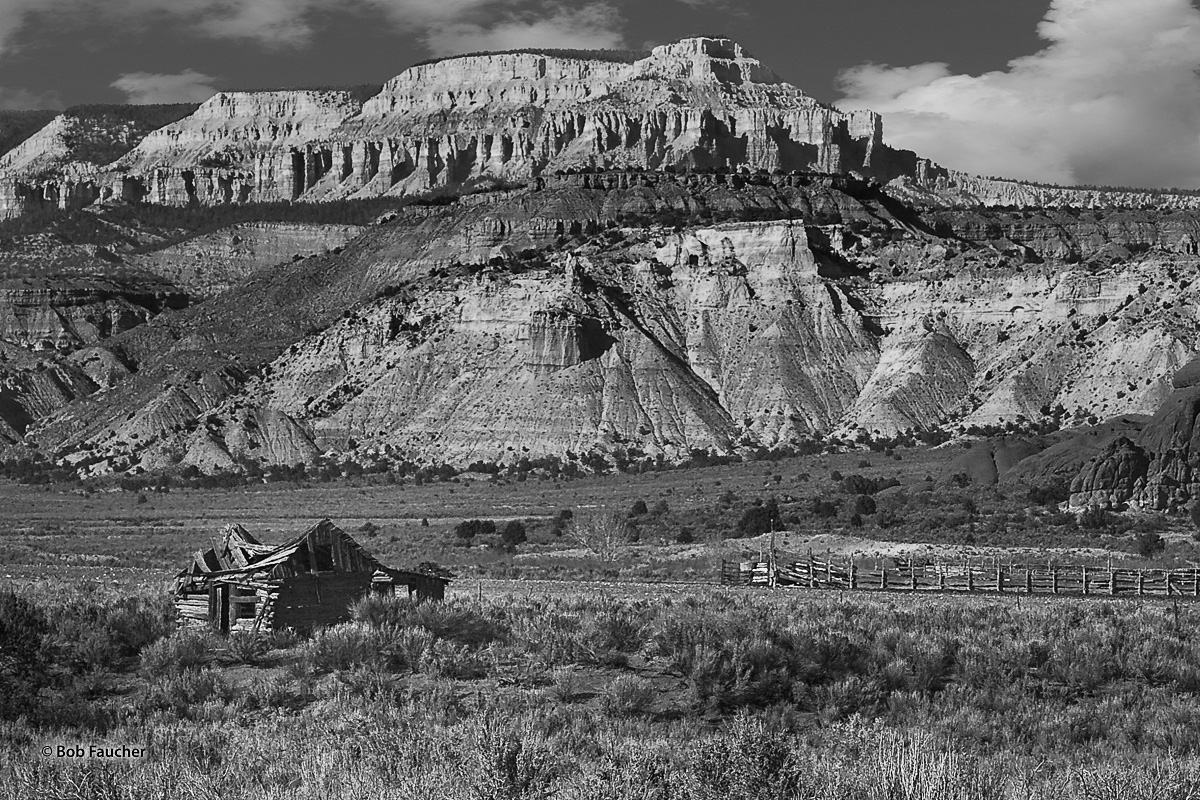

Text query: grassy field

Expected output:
[3,442,1200,797]
[1,442,1193,590]
[6,583,1200,798]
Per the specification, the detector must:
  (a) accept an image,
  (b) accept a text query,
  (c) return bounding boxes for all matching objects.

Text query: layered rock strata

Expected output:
[14,180,1199,478]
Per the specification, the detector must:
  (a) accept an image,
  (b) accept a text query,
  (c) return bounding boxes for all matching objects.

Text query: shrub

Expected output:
[140,629,216,677]
[851,494,877,516]
[1132,530,1166,558]
[737,498,782,536]
[600,675,656,717]
[0,591,49,718]
[424,639,491,679]
[351,593,418,628]
[1079,505,1112,530]
[500,520,528,549]
[586,608,646,653]
[407,602,505,648]
[810,498,840,519]
[629,499,649,517]
[302,623,390,673]
[568,513,632,562]
[456,519,497,541]
[226,632,269,665]
[1029,479,1071,506]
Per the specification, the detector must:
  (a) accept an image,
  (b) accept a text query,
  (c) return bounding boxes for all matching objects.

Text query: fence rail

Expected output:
[721,556,1200,598]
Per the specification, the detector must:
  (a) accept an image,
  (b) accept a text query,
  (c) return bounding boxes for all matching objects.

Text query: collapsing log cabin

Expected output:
[175,519,451,633]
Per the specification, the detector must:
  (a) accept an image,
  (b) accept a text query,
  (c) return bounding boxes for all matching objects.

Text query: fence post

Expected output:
[1025,568,1032,594]
[1138,570,1145,597]
[967,564,974,592]
[1082,565,1088,596]
[996,564,1003,594]
[1052,566,1058,595]
[911,558,918,592]
[881,564,888,590]
[849,559,857,590]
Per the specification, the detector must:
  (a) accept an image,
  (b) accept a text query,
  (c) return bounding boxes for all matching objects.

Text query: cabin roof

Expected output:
[177,518,450,586]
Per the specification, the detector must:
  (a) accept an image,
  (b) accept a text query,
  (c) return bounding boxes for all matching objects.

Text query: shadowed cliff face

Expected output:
[12,178,1200,478]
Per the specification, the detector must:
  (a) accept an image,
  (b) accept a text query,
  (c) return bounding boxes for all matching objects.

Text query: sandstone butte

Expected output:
[4,36,1200,220]
[0,37,1198,512]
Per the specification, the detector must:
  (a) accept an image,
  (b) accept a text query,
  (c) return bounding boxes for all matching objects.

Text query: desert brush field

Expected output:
[2,444,1200,798]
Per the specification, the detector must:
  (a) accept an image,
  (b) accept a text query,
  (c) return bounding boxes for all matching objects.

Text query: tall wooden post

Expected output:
[911,558,918,592]
[1082,565,1088,596]
[849,560,857,590]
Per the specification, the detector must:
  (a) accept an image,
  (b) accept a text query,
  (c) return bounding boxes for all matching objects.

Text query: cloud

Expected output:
[0,0,618,53]
[195,0,313,47]
[423,3,624,56]
[0,85,61,110]
[112,69,220,104]
[836,0,1200,189]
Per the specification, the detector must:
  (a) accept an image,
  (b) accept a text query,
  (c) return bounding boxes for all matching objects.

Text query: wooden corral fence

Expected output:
[721,554,1200,598]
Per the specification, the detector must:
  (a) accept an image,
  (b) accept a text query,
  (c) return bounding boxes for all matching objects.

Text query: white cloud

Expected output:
[195,0,313,47]
[836,0,1200,189]
[423,3,624,56]
[112,69,220,104]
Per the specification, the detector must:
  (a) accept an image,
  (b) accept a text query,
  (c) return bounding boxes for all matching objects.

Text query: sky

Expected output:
[0,0,1198,188]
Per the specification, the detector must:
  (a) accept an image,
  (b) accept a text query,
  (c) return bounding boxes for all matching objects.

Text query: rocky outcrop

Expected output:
[0,280,185,352]
[0,105,197,219]
[890,172,1200,211]
[1062,361,1200,511]
[1069,436,1152,509]
[108,91,367,207]
[128,222,362,297]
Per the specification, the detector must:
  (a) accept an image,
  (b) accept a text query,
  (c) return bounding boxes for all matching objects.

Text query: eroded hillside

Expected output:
[2,174,1191,478]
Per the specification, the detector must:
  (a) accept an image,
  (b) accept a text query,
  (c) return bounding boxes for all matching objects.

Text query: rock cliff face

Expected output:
[0,105,197,219]
[7,38,1200,220]
[127,222,362,297]
[309,39,907,200]
[0,39,934,217]
[890,172,1200,211]
[13,178,1199,477]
